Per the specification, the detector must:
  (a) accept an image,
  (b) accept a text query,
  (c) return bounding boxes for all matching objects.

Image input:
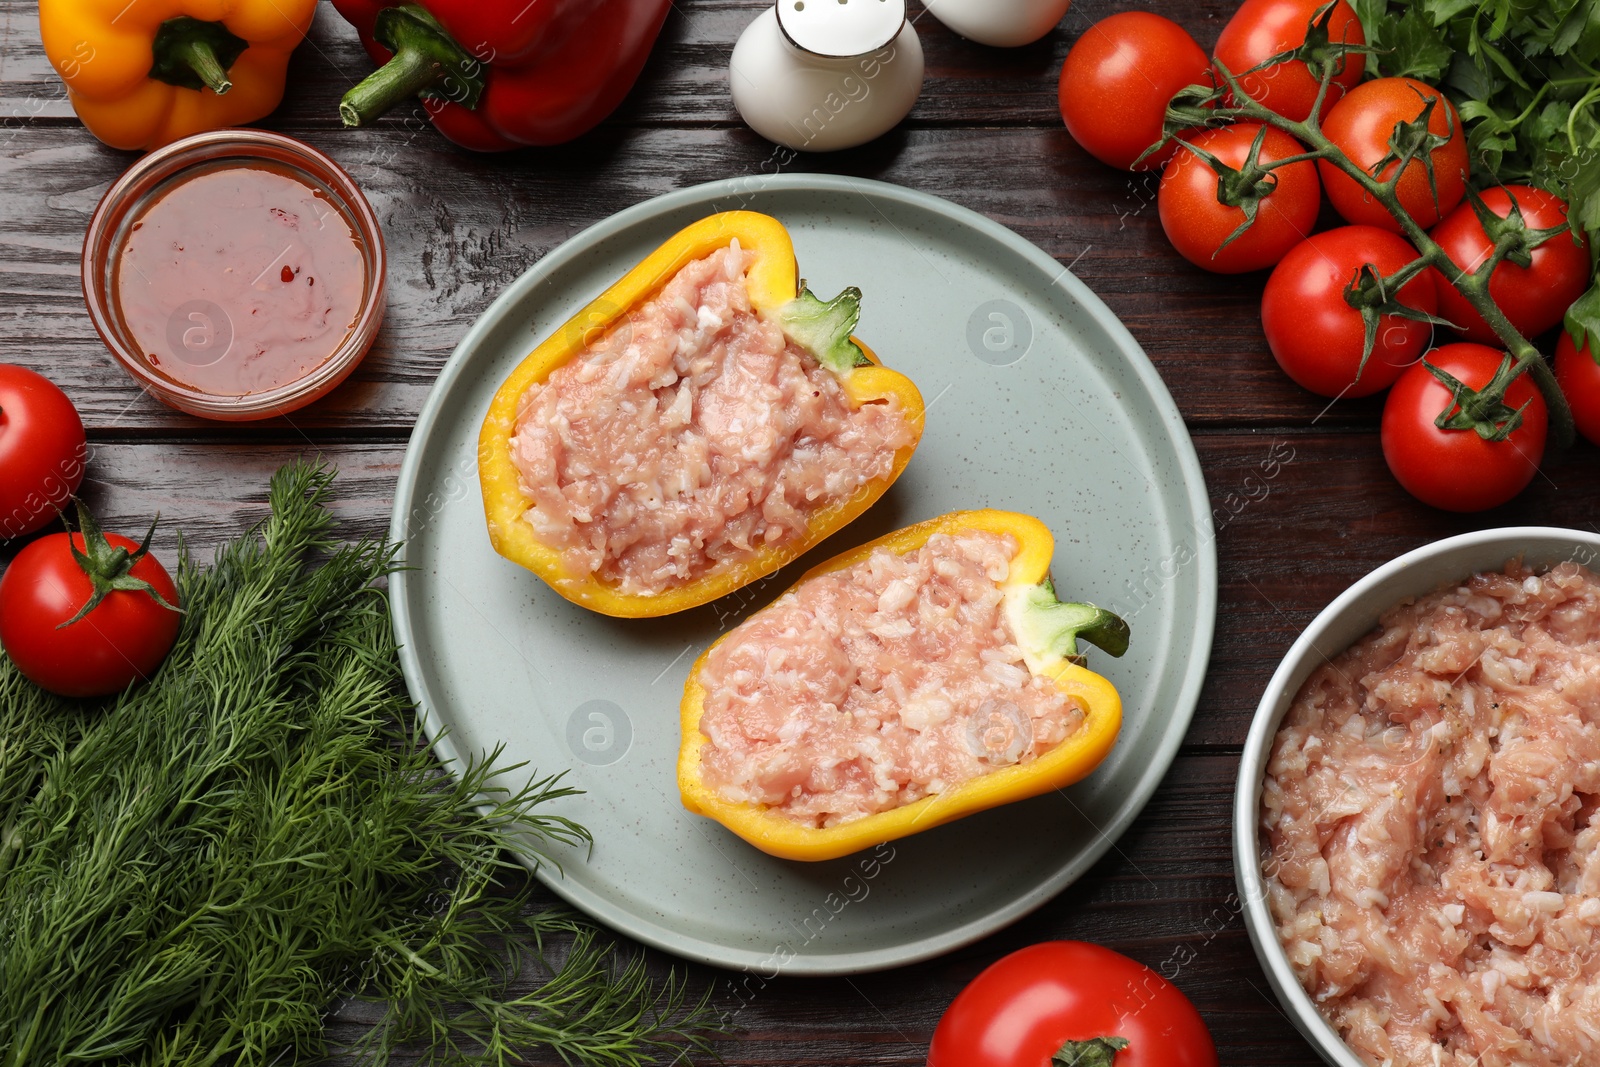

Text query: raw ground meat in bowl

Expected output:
[1234,528,1600,1067]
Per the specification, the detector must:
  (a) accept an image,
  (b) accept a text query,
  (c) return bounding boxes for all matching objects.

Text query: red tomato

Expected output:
[1158,123,1321,273]
[0,364,87,540]
[1381,343,1548,511]
[1320,78,1468,232]
[1430,185,1592,345]
[1058,13,1212,171]
[0,522,181,697]
[1555,330,1600,448]
[1262,226,1438,397]
[1213,0,1366,122]
[928,941,1218,1067]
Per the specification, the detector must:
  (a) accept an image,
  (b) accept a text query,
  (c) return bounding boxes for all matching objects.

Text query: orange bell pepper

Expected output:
[478,211,925,618]
[39,0,316,151]
[678,509,1129,862]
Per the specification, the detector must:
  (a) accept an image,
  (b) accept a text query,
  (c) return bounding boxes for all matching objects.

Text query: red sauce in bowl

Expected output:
[114,164,366,397]
[83,130,386,421]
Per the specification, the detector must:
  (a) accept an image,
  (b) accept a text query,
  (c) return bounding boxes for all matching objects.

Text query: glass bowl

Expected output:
[82,129,386,421]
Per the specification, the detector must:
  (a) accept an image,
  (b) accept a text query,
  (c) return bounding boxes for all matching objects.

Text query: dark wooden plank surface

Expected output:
[4,0,1596,1063]
[0,0,1379,435]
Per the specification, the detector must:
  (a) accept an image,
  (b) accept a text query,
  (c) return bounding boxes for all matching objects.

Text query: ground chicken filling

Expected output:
[697,531,1087,828]
[1262,561,1600,1067]
[509,244,916,596]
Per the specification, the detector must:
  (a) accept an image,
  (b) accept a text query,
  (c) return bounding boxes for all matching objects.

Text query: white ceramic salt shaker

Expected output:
[922,0,1073,48]
[729,0,924,153]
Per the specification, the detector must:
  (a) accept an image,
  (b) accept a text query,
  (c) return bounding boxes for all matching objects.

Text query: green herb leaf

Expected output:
[1568,147,1600,270]
[1566,281,1600,351]
[1550,1,1590,54]
[1349,0,1390,37]
[0,462,726,1066]
[1382,6,1455,81]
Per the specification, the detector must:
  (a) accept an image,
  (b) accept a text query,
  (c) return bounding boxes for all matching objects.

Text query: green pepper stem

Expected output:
[1011,580,1130,666]
[172,36,231,94]
[148,16,248,95]
[339,5,483,127]
[340,46,440,127]
[776,287,871,376]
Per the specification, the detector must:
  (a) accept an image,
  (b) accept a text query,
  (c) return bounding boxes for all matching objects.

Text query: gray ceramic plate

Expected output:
[389,174,1216,975]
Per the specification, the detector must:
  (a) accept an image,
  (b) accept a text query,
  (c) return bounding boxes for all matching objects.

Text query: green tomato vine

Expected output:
[1160,13,1580,449]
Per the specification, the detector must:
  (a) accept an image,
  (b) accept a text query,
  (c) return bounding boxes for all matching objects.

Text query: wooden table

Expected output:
[5,1,1596,1062]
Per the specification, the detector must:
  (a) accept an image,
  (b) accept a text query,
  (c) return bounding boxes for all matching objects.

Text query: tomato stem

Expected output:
[1180,55,1576,450]
[1426,355,1531,441]
[59,501,183,629]
[1170,126,1284,257]
[1343,256,1454,380]
[1052,1035,1130,1067]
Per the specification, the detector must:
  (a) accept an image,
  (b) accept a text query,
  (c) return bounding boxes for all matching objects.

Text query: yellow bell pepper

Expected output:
[678,509,1129,862]
[478,211,925,618]
[39,0,316,151]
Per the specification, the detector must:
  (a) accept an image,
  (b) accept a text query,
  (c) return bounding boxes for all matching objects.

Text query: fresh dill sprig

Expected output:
[0,461,725,1067]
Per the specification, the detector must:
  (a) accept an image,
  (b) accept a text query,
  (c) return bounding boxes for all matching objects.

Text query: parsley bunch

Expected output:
[0,462,723,1066]
[1352,0,1600,340]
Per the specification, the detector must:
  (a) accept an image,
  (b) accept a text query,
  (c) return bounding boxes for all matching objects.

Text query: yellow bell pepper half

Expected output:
[478,211,925,618]
[39,0,316,150]
[678,509,1130,862]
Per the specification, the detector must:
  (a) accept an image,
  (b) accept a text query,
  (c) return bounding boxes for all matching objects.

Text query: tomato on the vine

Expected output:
[1262,226,1437,397]
[0,506,181,697]
[0,364,87,540]
[928,941,1218,1067]
[1381,343,1548,512]
[1555,330,1600,448]
[1430,185,1592,345]
[1058,13,1212,171]
[1320,77,1468,232]
[1213,0,1366,122]
[1158,123,1321,273]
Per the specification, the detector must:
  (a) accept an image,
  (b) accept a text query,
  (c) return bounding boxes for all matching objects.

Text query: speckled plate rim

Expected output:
[391,173,1217,974]
[1234,526,1600,1063]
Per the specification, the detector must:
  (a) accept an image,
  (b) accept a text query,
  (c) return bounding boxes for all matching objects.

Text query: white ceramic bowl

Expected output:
[1233,526,1600,1066]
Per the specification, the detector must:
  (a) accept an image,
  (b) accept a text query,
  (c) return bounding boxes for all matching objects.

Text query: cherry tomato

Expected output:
[1381,343,1548,512]
[1555,330,1600,448]
[1058,13,1212,171]
[0,520,181,697]
[0,364,87,540]
[928,941,1218,1067]
[1158,123,1321,273]
[1213,0,1365,122]
[1262,226,1438,397]
[1430,185,1592,345]
[1320,78,1468,232]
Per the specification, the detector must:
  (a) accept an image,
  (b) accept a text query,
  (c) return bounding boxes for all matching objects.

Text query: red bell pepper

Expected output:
[334,0,671,151]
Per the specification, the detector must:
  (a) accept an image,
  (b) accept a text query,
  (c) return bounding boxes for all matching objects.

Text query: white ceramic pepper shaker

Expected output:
[729,0,924,153]
[921,0,1073,48]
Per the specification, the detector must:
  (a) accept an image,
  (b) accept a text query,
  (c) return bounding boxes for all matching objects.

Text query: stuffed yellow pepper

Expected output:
[679,509,1128,861]
[479,211,924,618]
